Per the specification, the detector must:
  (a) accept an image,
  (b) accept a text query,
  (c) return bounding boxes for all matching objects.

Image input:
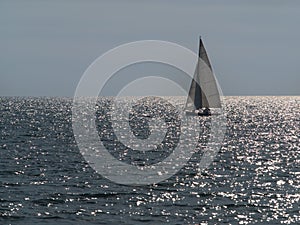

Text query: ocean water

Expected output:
[0,96,299,225]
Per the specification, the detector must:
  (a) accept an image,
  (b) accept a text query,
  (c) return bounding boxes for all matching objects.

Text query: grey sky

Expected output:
[1,0,299,96]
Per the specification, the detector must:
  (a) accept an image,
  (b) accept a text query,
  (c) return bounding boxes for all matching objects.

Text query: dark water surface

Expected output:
[0,96,299,224]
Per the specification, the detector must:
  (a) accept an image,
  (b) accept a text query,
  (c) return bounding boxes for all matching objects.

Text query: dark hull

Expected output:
[185,111,211,117]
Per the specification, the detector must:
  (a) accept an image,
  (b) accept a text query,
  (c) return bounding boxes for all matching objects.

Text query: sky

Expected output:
[1,0,299,96]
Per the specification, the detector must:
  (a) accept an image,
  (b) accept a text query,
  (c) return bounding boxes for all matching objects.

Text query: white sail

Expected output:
[185,38,221,111]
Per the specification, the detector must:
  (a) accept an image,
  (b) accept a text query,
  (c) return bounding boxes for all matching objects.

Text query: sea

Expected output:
[0,96,299,225]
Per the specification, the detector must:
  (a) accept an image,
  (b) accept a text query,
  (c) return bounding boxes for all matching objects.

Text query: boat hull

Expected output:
[185,111,211,117]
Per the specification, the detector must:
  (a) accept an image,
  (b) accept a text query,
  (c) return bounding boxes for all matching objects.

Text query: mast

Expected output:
[198,37,209,108]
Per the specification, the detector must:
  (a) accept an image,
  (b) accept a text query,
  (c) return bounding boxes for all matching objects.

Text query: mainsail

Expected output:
[185,38,221,111]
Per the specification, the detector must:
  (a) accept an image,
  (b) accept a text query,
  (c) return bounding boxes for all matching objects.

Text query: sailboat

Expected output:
[185,37,221,116]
